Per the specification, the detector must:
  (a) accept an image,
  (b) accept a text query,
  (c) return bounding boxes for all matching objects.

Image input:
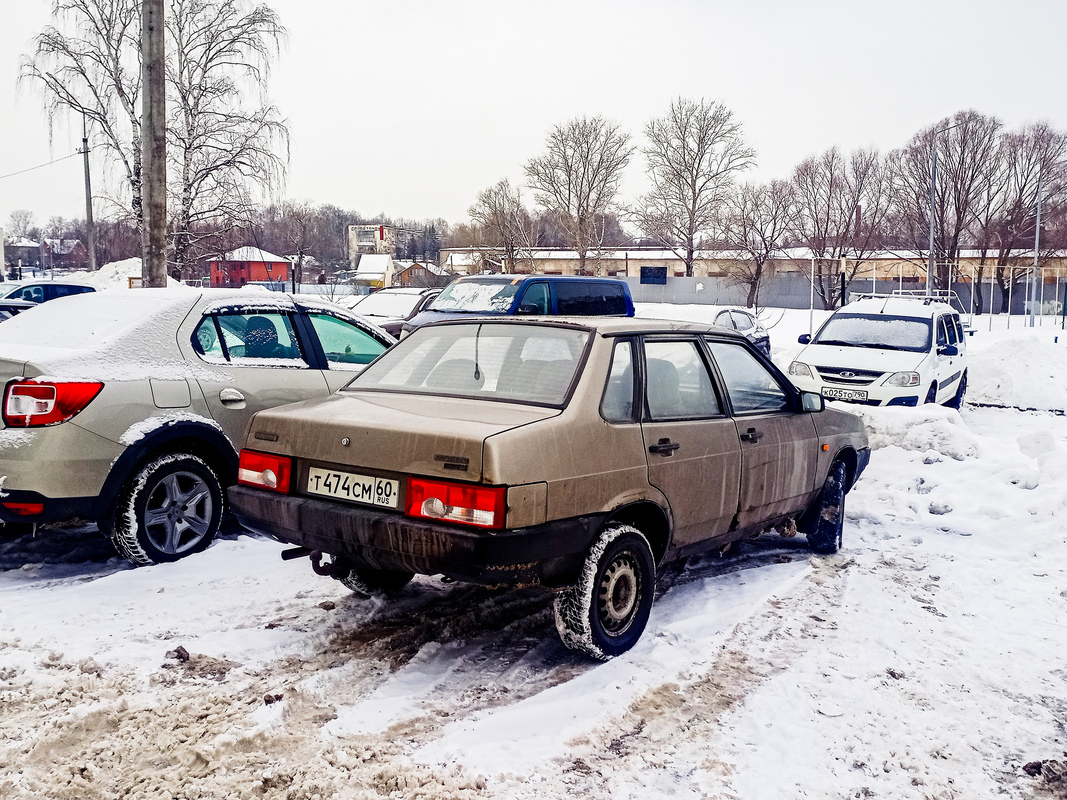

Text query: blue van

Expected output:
[402,275,634,335]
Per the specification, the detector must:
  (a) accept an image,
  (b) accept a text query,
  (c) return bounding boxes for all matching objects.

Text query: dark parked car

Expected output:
[402,275,634,335]
[230,316,870,659]
[0,281,96,304]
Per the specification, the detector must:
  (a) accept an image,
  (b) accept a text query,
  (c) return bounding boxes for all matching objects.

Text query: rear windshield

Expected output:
[347,322,590,406]
[813,313,932,352]
[428,280,521,313]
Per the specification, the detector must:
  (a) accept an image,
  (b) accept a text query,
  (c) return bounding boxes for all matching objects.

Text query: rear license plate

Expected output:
[306,467,400,509]
[822,387,868,402]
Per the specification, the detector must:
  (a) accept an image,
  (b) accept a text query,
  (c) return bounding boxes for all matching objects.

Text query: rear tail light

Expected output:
[238,449,292,493]
[2,502,44,516]
[406,477,506,530]
[3,380,104,427]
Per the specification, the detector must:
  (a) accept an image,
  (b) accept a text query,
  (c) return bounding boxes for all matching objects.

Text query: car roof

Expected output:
[450,274,626,284]
[419,314,746,339]
[838,296,958,318]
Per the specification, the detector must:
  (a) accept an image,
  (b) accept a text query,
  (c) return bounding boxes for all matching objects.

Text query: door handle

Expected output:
[219,388,245,404]
[648,438,680,456]
[740,427,764,443]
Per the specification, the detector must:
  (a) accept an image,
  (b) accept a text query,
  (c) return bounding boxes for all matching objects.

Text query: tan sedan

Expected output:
[230,317,870,659]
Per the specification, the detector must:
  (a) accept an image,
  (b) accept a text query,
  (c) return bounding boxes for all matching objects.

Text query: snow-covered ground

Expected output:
[1,306,1066,799]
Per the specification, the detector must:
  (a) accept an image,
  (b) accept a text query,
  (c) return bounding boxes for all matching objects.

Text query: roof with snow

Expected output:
[354,254,393,277]
[221,247,288,263]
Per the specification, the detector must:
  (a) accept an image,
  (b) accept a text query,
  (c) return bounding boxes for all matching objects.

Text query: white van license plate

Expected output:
[822,387,868,402]
[306,467,400,508]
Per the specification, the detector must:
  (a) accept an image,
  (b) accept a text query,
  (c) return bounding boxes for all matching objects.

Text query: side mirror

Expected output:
[798,333,811,345]
[801,392,824,413]
[938,345,959,357]
[516,303,541,315]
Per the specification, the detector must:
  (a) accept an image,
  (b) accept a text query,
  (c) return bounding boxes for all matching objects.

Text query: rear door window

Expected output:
[643,339,723,420]
[553,282,628,315]
[194,312,307,364]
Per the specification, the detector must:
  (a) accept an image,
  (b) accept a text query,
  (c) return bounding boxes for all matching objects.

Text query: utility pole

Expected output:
[141,0,167,287]
[81,115,97,271]
[1029,174,1043,327]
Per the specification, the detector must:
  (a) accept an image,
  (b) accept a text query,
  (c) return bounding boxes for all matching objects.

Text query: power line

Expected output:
[0,152,81,182]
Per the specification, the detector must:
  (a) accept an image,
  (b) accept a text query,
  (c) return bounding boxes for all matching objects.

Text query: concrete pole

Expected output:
[141,0,167,287]
[928,147,936,298]
[82,115,97,271]
[1029,175,1042,327]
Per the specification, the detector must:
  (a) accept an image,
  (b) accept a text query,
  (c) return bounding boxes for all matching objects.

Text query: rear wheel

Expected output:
[109,453,224,566]
[554,524,656,660]
[338,566,414,596]
[807,460,847,555]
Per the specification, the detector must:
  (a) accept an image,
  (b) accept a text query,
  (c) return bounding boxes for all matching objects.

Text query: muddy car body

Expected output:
[230,317,869,658]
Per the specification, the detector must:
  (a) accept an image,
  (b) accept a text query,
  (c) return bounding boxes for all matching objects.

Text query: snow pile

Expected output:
[967,335,1067,411]
[76,257,183,289]
[854,404,980,460]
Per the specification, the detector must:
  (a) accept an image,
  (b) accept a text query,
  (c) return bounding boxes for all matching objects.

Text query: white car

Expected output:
[787,296,968,408]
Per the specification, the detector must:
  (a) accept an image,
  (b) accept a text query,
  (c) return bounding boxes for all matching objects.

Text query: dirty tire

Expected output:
[924,382,938,404]
[110,453,224,566]
[944,371,967,410]
[554,524,656,660]
[339,566,414,596]
[807,460,846,555]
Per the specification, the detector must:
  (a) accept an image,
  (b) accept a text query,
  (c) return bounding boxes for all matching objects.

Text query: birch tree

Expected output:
[23,0,288,278]
[524,116,633,275]
[633,98,755,276]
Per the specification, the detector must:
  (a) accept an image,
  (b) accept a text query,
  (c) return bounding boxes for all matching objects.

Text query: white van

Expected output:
[787,295,968,408]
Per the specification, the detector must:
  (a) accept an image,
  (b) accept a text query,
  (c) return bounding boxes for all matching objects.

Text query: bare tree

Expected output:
[970,122,1067,311]
[887,110,1002,291]
[468,179,540,273]
[633,97,755,276]
[6,210,38,240]
[792,146,891,308]
[166,0,288,279]
[23,0,144,234]
[22,0,288,279]
[524,116,633,275]
[718,180,795,309]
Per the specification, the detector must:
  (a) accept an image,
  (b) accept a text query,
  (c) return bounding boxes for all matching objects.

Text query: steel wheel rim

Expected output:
[143,470,213,555]
[597,553,642,636]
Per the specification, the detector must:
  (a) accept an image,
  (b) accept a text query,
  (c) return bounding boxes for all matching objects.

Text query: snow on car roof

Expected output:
[841,296,958,318]
[0,289,227,382]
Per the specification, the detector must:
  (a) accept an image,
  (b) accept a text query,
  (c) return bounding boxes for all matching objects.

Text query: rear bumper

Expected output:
[229,485,605,588]
[0,489,96,525]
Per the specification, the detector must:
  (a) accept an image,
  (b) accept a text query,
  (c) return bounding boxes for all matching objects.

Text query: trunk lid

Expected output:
[246,390,560,482]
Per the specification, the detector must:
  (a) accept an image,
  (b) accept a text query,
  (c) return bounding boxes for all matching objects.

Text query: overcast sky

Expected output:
[2,0,1065,236]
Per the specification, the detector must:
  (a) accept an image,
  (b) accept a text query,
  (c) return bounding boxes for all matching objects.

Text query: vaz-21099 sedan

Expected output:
[230,317,870,659]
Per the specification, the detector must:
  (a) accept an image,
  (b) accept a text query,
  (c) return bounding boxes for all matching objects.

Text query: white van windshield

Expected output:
[813,313,932,352]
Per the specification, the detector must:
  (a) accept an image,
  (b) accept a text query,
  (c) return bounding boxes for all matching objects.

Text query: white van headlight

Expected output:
[884,371,921,387]
[788,362,812,379]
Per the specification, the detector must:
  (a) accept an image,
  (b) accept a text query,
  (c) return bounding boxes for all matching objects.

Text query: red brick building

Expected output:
[210,247,289,288]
